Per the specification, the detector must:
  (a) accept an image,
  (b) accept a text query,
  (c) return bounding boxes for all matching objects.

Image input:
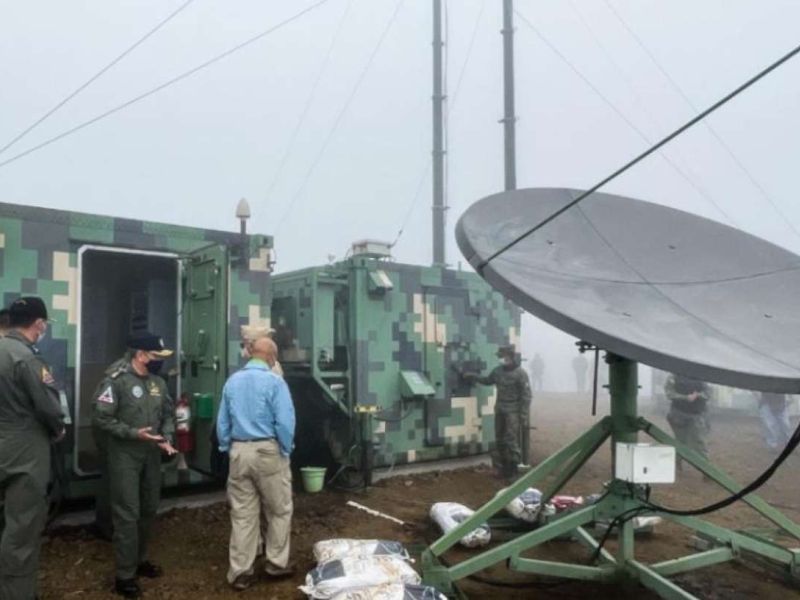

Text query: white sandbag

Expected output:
[313,539,411,563]
[505,487,543,523]
[429,502,490,548]
[300,555,421,599]
[329,583,447,600]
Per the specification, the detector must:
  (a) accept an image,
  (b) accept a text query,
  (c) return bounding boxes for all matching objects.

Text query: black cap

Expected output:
[8,296,48,326]
[127,332,173,357]
[0,308,9,326]
[496,345,516,358]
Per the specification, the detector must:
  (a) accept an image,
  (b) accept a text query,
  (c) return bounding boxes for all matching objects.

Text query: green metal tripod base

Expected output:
[421,356,800,599]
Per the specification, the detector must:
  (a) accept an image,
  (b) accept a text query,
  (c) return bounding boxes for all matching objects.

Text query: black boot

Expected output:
[114,578,141,599]
[504,464,519,481]
[137,560,164,578]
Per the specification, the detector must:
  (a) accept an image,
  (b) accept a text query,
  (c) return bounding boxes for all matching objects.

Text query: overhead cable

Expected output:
[515,9,737,227]
[0,0,198,157]
[0,0,335,172]
[513,8,799,373]
[262,0,354,206]
[390,0,486,249]
[274,0,405,231]
[603,0,800,242]
[480,30,800,268]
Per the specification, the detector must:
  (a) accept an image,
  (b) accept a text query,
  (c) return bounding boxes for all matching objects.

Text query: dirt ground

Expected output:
[40,392,800,599]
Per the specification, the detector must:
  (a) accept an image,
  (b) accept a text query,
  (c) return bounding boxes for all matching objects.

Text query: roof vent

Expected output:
[350,239,393,260]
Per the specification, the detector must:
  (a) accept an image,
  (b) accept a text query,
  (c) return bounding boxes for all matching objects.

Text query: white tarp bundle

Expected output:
[429,502,491,548]
[329,583,447,600]
[313,539,411,564]
[504,487,548,523]
[300,555,421,599]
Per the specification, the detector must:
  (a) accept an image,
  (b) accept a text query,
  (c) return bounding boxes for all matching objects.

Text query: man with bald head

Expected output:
[240,325,283,377]
[216,336,296,591]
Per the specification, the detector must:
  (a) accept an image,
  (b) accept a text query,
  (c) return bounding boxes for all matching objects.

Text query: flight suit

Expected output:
[91,357,128,541]
[0,331,64,600]
[664,374,710,467]
[477,364,532,476]
[92,364,174,580]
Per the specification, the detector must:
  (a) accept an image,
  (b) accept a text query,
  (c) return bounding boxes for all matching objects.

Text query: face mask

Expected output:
[36,321,48,344]
[146,360,164,375]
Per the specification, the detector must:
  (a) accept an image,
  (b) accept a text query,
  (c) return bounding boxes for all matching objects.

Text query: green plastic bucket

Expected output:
[300,467,326,493]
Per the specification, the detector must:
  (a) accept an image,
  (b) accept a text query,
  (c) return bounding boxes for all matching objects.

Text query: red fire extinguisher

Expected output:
[176,393,193,454]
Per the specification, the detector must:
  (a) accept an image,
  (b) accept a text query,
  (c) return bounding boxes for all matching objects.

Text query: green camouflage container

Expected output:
[0,201,273,498]
[271,252,521,472]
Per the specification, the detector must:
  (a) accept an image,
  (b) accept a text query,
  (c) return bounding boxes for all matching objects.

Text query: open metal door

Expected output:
[181,244,228,474]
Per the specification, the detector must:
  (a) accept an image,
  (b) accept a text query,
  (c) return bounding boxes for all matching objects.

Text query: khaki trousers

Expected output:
[226,439,292,583]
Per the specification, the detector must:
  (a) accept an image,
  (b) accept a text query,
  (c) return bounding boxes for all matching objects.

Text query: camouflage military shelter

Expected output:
[0,201,272,498]
[271,242,521,476]
[0,203,520,498]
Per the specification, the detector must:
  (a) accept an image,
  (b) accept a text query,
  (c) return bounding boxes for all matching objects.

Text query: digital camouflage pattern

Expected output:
[0,201,273,498]
[271,255,521,470]
[0,200,520,493]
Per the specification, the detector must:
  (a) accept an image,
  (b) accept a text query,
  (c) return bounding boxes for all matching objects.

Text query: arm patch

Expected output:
[97,385,115,404]
[41,367,55,386]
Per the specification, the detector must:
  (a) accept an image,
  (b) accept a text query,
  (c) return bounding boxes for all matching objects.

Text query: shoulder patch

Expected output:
[41,367,55,386]
[97,386,114,404]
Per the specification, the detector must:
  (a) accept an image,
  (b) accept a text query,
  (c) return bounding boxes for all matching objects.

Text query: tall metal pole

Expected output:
[502,0,517,191]
[432,0,446,267]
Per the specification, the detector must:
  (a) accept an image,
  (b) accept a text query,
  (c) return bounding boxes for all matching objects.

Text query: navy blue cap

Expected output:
[8,296,48,326]
[127,332,173,357]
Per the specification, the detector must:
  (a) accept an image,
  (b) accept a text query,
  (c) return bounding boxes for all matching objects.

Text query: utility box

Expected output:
[615,443,676,484]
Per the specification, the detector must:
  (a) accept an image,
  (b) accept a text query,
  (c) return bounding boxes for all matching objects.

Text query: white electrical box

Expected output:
[615,443,676,484]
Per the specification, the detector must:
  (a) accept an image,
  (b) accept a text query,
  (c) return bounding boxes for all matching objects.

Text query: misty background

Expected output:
[2,0,800,393]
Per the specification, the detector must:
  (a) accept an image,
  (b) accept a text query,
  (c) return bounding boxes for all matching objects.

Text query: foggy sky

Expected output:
[2,0,800,390]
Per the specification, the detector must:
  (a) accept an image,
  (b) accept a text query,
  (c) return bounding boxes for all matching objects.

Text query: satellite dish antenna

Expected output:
[422,188,800,599]
[458,187,800,392]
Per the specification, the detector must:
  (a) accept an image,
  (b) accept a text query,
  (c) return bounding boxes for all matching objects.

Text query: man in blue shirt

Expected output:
[216,336,295,591]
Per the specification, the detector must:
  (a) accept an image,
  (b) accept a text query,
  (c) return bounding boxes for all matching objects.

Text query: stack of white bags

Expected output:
[300,539,446,600]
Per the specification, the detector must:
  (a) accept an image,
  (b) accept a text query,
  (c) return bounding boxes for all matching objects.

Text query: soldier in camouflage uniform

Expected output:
[0,297,64,600]
[470,345,532,479]
[92,333,177,599]
[664,373,711,470]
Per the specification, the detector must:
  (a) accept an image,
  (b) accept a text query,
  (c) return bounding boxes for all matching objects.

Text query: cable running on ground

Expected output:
[592,419,800,560]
